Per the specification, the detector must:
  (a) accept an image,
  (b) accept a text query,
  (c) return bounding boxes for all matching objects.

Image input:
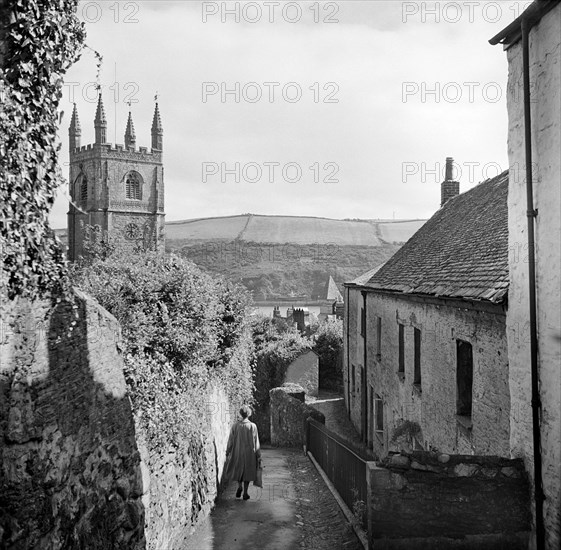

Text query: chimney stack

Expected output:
[441,157,460,207]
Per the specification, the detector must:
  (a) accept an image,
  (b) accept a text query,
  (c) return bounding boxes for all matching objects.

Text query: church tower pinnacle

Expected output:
[94,92,107,144]
[124,110,136,149]
[68,95,165,262]
[69,103,81,151]
[151,100,163,152]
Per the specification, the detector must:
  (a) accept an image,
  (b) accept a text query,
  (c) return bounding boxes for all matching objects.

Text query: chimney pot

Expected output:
[445,157,455,181]
[441,156,460,207]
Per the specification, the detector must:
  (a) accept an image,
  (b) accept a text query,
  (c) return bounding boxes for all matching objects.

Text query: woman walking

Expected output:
[224,405,261,500]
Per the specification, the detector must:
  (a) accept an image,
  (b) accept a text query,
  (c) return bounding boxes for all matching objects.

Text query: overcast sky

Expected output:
[51,0,524,229]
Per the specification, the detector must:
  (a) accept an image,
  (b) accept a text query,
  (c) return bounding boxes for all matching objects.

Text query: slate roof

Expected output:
[349,263,386,286]
[326,276,343,301]
[349,171,509,303]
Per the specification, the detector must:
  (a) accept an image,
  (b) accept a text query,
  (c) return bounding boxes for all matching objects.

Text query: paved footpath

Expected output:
[184,446,362,550]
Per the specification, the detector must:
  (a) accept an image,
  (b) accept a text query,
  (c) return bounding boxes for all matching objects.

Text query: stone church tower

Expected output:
[67,94,165,261]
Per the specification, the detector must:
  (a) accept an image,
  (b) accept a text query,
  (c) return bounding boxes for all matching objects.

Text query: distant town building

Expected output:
[67,95,165,261]
[344,162,511,458]
[291,307,310,332]
[312,275,344,320]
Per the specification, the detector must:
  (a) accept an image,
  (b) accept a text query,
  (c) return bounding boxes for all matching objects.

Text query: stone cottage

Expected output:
[344,163,511,459]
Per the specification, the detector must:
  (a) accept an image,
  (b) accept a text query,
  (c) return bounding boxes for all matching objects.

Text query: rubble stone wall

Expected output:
[368,451,531,549]
[270,384,325,448]
[0,291,145,549]
[0,292,235,550]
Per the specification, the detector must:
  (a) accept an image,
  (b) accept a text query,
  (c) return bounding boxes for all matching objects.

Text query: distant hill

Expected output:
[165,214,425,246]
[55,215,427,300]
[165,214,426,301]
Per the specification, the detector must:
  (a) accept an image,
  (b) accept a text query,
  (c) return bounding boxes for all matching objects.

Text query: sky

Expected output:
[51,0,528,229]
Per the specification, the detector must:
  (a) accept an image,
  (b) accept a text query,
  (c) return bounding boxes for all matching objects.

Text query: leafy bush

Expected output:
[0,0,85,301]
[249,315,312,440]
[311,317,343,390]
[70,247,254,452]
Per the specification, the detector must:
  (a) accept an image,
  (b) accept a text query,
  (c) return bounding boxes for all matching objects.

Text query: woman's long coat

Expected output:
[224,419,261,482]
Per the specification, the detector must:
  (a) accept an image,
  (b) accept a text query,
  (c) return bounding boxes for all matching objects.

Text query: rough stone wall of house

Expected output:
[284,351,319,396]
[0,292,145,549]
[343,289,350,410]
[345,287,364,436]
[367,451,530,548]
[358,292,510,459]
[505,6,561,547]
[270,385,325,448]
[141,384,233,550]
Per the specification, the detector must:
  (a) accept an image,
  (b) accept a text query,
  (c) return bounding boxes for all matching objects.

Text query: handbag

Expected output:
[254,457,263,488]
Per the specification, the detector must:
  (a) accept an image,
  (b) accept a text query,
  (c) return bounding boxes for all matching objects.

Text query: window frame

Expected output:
[374,394,384,439]
[376,316,382,359]
[360,306,366,338]
[413,327,422,388]
[398,323,405,378]
[456,339,474,421]
[125,171,142,200]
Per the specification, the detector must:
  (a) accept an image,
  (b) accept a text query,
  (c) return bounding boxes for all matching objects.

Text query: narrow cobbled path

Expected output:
[286,452,363,550]
[185,446,362,550]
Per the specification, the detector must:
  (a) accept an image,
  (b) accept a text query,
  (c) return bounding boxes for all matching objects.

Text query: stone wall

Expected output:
[0,291,145,549]
[270,384,325,448]
[368,451,531,549]
[505,5,561,548]
[346,288,510,459]
[0,291,237,550]
[141,384,233,550]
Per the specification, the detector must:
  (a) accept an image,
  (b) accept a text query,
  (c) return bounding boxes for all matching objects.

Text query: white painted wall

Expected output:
[505,6,561,548]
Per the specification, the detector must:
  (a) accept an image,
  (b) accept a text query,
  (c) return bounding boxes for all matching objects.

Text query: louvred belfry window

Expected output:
[74,174,87,202]
[80,177,87,201]
[125,172,141,200]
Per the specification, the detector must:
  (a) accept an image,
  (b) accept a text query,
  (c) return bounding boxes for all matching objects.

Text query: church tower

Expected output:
[67,95,165,261]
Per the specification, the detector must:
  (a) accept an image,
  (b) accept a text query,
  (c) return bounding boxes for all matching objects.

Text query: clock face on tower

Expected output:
[124,223,140,240]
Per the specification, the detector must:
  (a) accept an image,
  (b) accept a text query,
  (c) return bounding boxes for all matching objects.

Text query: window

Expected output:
[413,327,421,387]
[376,316,382,358]
[125,171,141,200]
[398,323,405,376]
[375,394,384,437]
[456,340,473,417]
[352,364,356,394]
[80,177,87,201]
[368,386,374,448]
[75,174,87,202]
[360,306,366,337]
